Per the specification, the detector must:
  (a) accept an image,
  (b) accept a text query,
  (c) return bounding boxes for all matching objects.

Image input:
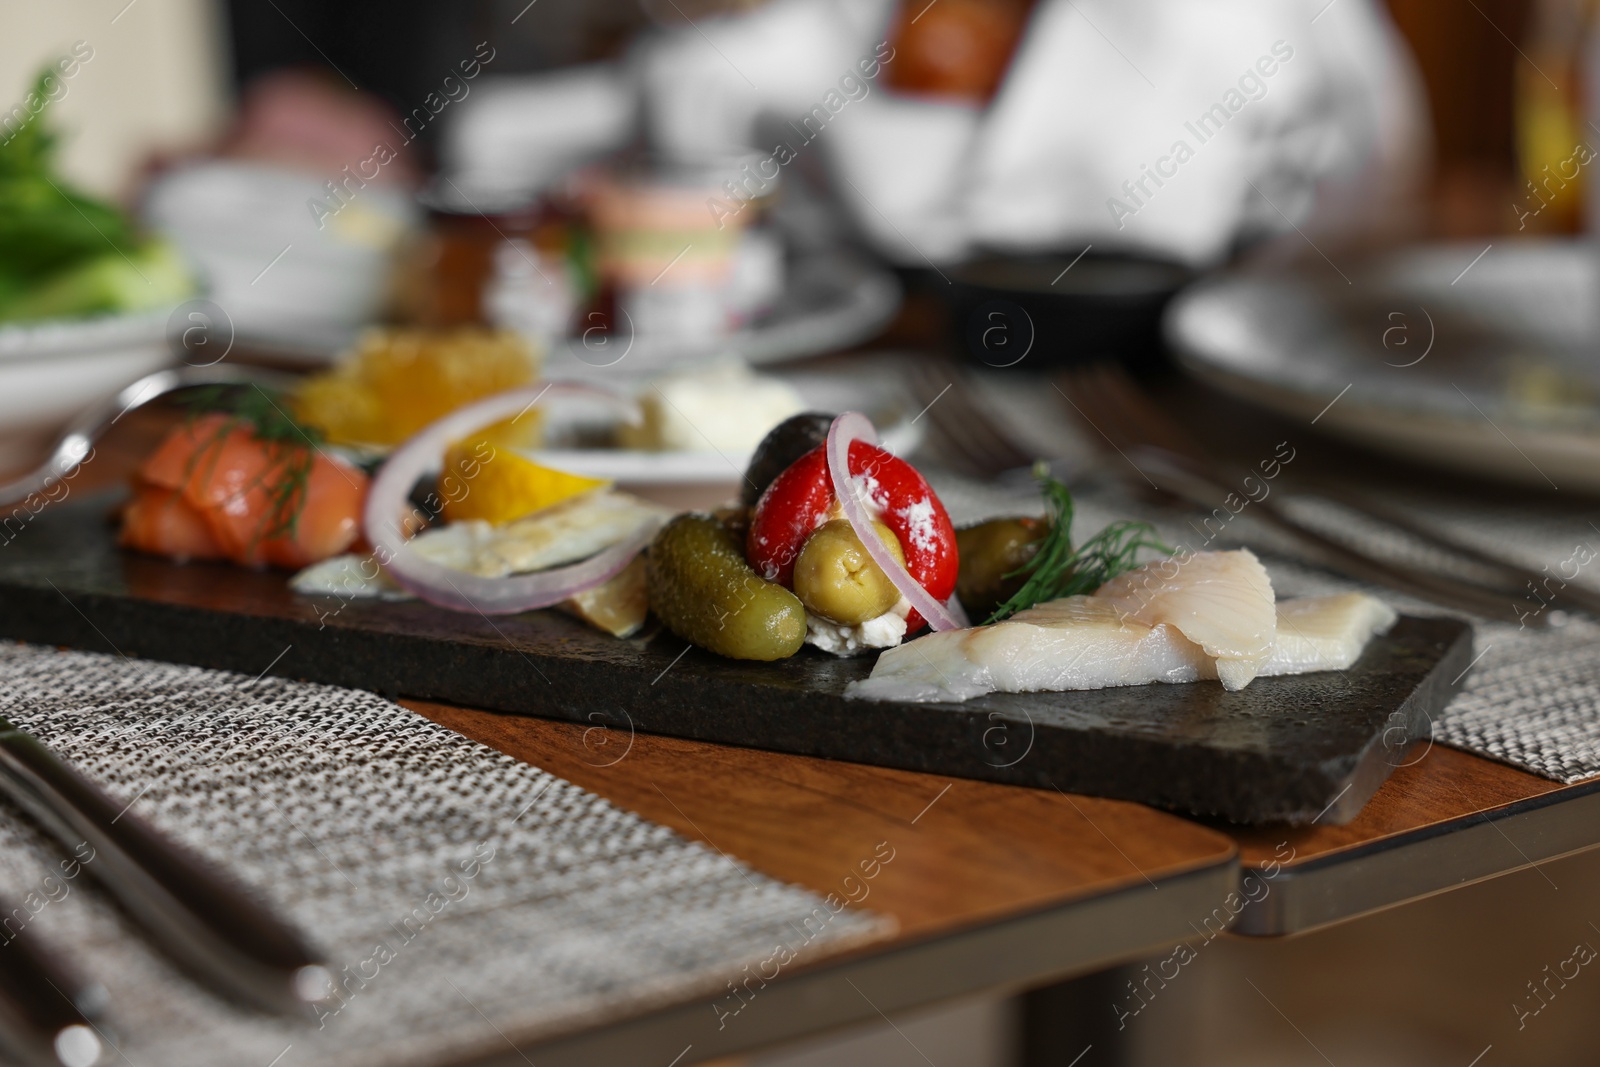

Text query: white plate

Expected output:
[143,162,419,363]
[0,308,175,468]
[1166,239,1600,492]
[529,250,900,381]
[526,361,922,484]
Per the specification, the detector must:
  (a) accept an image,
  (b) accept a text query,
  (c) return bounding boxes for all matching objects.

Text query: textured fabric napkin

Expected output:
[0,643,890,1067]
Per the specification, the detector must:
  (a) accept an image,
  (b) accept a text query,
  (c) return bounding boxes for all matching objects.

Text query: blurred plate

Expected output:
[527,362,921,484]
[1167,240,1600,491]
[0,308,174,468]
[143,162,418,361]
[542,251,901,381]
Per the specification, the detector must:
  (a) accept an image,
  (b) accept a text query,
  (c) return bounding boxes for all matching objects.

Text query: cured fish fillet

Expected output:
[1262,592,1398,676]
[846,550,1396,704]
[1093,548,1277,690]
[121,413,367,569]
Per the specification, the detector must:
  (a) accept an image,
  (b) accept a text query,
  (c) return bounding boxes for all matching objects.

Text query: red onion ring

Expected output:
[364,383,661,615]
[825,412,967,632]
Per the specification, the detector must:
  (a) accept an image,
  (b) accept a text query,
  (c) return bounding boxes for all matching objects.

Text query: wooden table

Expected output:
[1148,376,1600,938]
[392,701,1600,1067]
[8,380,1600,1066]
[407,701,1237,1066]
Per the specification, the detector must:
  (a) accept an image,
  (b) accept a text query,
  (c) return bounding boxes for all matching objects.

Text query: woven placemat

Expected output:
[1258,496,1600,784]
[928,373,1600,787]
[0,642,891,1067]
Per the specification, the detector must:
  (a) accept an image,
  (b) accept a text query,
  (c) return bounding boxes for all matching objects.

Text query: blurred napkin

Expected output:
[440,64,638,200]
[638,0,1428,267]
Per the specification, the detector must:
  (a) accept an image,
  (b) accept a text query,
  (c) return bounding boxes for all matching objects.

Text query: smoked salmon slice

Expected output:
[124,413,368,569]
[119,485,226,561]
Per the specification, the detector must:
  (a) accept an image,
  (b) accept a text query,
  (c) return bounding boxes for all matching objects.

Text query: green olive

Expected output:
[955,516,1047,618]
[647,513,806,661]
[793,519,905,625]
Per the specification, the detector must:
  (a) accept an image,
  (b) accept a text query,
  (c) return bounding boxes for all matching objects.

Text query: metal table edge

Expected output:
[444,858,1240,1067]
[1231,772,1600,935]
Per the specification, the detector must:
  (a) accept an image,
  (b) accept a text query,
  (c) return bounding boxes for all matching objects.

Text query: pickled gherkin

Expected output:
[647,514,806,661]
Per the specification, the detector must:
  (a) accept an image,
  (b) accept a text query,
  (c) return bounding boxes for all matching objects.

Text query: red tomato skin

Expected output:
[746,442,958,631]
[747,447,835,586]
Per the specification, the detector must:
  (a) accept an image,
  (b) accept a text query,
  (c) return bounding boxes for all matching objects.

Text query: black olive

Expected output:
[740,411,836,506]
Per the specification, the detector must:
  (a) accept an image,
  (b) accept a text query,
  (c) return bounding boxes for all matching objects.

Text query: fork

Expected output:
[1054,362,1560,626]
[0,365,293,510]
[0,914,109,1067]
[905,356,1034,477]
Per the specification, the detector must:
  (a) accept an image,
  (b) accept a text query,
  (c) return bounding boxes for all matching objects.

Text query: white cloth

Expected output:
[638,0,1430,267]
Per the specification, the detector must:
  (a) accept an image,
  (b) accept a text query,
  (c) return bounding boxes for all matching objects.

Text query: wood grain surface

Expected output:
[406,699,1238,939]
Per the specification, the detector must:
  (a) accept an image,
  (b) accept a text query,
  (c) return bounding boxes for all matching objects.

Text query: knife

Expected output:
[0,715,334,1016]
[0,913,111,1067]
[1127,445,1545,627]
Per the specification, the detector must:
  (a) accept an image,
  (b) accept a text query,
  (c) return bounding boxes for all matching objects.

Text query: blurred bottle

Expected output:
[1518,0,1594,233]
[399,181,586,331]
[884,0,1035,103]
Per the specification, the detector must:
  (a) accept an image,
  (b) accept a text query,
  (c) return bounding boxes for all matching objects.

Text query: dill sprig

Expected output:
[178,385,325,543]
[984,463,1171,623]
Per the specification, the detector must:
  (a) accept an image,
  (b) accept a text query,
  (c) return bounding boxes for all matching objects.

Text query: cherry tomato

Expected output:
[747,441,957,631]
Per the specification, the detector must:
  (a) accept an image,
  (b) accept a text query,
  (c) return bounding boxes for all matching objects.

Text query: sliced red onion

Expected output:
[825,412,966,632]
[364,383,659,615]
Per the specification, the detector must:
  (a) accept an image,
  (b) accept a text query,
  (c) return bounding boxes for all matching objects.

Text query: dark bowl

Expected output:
[946,252,1194,370]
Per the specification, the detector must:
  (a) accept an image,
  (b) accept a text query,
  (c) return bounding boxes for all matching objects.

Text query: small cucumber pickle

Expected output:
[647,513,806,661]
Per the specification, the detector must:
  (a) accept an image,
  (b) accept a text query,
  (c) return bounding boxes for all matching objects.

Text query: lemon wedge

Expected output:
[440,438,610,525]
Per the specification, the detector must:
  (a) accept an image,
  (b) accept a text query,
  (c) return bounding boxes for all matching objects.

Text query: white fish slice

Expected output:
[847,547,1395,704]
[1092,549,1277,690]
[1262,592,1398,676]
[850,596,1220,704]
[427,489,672,578]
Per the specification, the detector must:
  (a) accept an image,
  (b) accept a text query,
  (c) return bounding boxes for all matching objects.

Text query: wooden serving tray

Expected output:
[0,495,1474,825]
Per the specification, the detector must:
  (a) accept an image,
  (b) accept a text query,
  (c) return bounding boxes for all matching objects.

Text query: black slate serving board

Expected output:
[0,495,1474,825]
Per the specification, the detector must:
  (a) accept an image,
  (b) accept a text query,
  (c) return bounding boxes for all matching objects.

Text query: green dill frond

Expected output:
[177,384,324,544]
[984,463,1171,623]
[178,384,324,446]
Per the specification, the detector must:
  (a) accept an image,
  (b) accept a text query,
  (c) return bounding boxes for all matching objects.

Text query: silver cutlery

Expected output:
[0,911,110,1067]
[906,356,1034,477]
[1055,362,1558,626]
[0,714,333,1016]
[1303,479,1600,617]
[1127,444,1543,625]
[0,365,293,509]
